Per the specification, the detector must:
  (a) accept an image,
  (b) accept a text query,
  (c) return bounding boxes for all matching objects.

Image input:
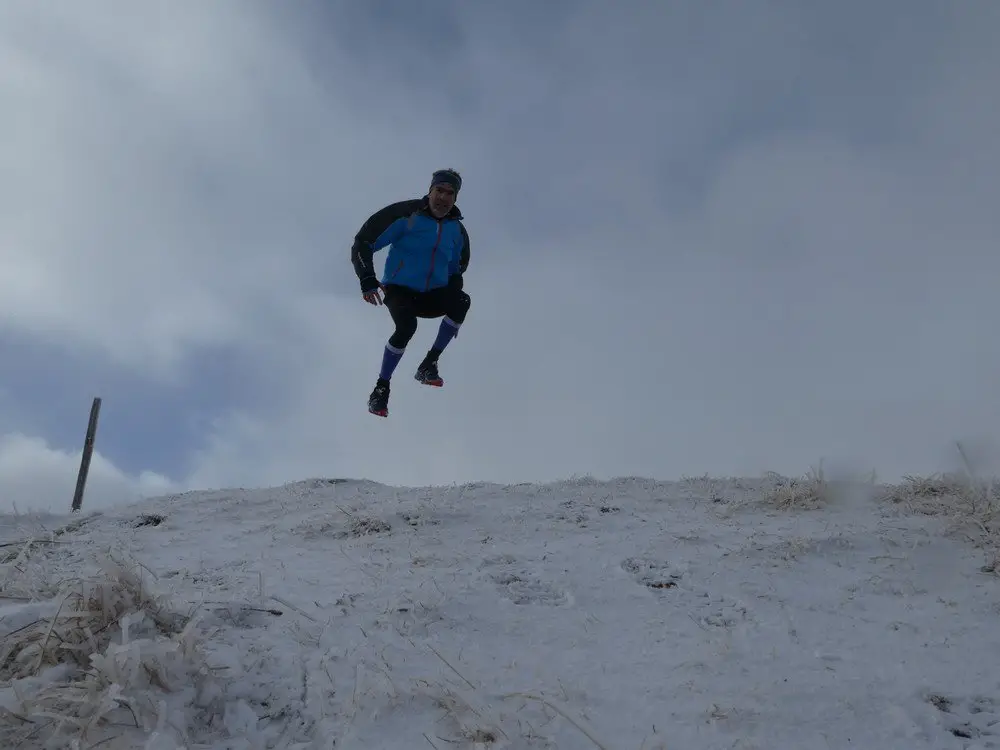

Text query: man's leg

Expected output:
[413,285,471,386]
[381,285,420,376]
[368,285,419,416]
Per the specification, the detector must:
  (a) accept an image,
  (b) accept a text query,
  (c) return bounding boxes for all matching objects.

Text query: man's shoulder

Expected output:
[355,198,426,243]
[390,197,426,212]
[375,198,425,219]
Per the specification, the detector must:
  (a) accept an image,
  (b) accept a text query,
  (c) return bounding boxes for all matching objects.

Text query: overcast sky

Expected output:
[1,0,998,513]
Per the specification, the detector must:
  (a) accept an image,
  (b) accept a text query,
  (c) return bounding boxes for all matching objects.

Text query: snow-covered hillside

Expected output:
[1,471,998,749]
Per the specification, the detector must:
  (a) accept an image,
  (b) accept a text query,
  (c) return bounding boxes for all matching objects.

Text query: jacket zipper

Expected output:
[424,221,443,290]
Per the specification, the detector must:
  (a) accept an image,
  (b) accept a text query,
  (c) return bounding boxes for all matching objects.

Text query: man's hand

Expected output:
[361,276,385,305]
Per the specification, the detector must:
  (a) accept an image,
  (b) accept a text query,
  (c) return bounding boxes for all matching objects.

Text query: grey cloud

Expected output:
[1,1,998,500]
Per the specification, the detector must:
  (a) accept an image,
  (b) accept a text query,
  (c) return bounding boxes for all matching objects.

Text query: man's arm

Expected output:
[350,199,419,282]
[458,222,470,274]
[447,222,470,291]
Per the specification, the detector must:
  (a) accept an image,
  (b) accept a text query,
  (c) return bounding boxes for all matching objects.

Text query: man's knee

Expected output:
[447,291,470,324]
[388,314,418,349]
[388,324,416,349]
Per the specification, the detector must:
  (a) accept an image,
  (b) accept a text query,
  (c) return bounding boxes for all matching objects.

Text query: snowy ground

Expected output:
[1,472,999,749]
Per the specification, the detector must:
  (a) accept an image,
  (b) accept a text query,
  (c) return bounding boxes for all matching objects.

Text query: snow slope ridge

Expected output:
[0,472,998,749]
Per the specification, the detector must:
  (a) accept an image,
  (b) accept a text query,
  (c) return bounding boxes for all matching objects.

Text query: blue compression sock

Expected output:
[379,343,405,380]
[431,317,461,353]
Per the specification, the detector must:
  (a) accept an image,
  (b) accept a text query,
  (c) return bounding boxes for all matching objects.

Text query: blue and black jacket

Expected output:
[351,196,470,293]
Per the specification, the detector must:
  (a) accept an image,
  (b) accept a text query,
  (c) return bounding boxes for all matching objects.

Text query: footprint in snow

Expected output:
[622,556,682,590]
[621,556,750,629]
[687,591,751,629]
[926,691,1000,746]
[490,571,569,607]
[478,554,518,569]
[397,510,441,528]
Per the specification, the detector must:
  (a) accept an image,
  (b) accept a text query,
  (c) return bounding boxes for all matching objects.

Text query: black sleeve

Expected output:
[350,200,419,281]
[459,222,470,274]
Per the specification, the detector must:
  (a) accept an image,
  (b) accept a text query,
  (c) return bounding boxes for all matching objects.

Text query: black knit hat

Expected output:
[430,168,462,193]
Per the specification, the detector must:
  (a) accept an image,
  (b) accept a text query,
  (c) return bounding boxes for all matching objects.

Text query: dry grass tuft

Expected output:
[345,516,392,538]
[761,464,833,511]
[291,507,392,541]
[0,552,215,748]
[879,470,1000,572]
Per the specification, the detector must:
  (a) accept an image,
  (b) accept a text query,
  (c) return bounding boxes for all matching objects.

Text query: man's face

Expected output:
[428,183,456,217]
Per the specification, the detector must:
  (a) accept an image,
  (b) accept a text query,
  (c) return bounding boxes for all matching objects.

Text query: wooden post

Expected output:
[71,397,102,512]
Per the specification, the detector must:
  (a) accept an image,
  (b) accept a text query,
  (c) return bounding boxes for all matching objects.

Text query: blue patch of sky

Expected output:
[0,332,278,480]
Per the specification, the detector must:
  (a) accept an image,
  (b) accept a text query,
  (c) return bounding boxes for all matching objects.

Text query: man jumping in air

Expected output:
[350,168,471,417]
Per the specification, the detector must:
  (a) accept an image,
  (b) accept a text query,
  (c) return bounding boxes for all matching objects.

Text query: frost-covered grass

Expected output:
[1,470,998,748]
[880,471,1000,573]
[759,463,836,510]
[0,538,214,748]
